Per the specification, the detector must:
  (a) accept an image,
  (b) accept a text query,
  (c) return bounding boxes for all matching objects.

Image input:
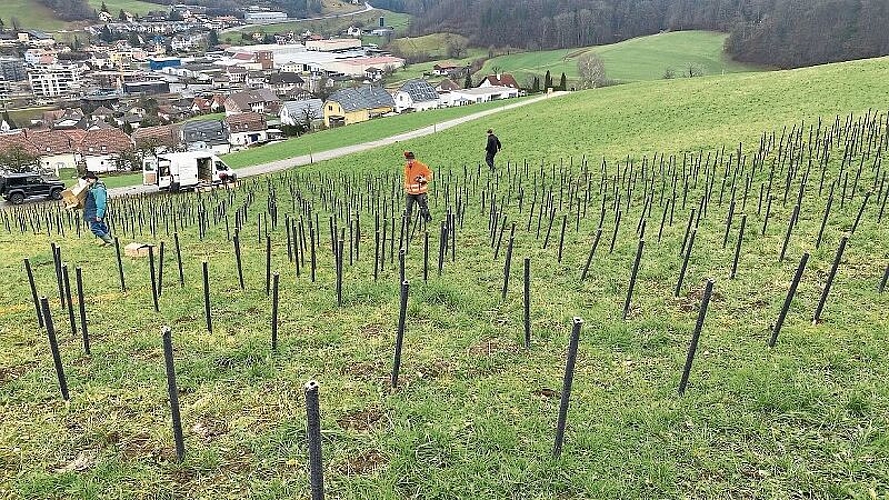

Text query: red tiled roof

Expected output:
[482,73,520,89]
[133,124,181,149]
[225,112,266,132]
[0,132,40,156]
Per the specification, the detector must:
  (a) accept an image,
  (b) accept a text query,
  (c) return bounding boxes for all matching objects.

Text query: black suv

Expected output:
[0,172,65,205]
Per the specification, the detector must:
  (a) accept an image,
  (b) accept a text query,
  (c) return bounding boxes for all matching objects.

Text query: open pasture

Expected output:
[2,58,889,498]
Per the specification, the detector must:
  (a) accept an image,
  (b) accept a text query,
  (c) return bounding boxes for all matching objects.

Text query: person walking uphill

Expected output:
[403,151,433,224]
[485,129,502,171]
[82,172,114,246]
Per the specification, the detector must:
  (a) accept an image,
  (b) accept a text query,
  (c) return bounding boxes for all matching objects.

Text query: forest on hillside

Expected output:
[373,0,889,69]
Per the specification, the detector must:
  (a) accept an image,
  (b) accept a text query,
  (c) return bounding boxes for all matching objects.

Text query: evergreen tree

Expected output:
[559,72,567,91]
[531,76,540,93]
[207,29,219,48]
[100,25,114,43]
[119,9,127,21]
[463,73,472,89]
[100,1,109,13]
[544,70,552,90]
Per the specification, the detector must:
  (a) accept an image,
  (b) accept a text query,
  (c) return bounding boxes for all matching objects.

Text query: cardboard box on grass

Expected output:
[124,243,150,258]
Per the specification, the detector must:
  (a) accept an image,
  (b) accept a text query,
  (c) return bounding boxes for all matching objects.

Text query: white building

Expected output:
[447,86,519,105]
[28,64,85,98]
[244,11,288,23]
[305,38,362,52]
[393,79,440,112]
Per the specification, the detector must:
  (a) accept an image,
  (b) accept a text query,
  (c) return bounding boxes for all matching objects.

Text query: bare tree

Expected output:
[663,67,676,79]
[446,37,468,59]
[577,52,607,89]
[686,63,703,78]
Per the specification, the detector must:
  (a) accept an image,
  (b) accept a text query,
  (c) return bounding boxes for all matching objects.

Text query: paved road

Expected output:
[109,91,568,198]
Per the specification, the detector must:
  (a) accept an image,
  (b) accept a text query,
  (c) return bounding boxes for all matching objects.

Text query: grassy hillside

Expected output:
[221,9,410,46]
[223,98,527,169]
[478,30,761,85]
[2,57,889,498]
[85,0,160,16]
[6,0,71,31]
[386,33,468,61]
[11,0,162,31]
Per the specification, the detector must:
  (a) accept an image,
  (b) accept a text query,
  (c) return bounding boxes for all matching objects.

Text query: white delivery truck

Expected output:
[142,151,237,191]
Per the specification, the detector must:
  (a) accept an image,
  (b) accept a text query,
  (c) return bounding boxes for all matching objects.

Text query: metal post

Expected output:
[678,279,715,395]
[770,252,809,347]
[162,327,185,461]
[553,317,583,458]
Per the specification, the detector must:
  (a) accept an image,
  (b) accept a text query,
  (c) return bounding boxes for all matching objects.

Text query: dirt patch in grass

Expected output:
[192,416,228,443]
[675,286,725,312]
[337,449,387,475]
[359,323,387,338]
[467,337,523,357]
[532,387,559,399]
[337,408,384,432]
[341,359,386,382]
[415,360,452,379]
[0,362,36,385]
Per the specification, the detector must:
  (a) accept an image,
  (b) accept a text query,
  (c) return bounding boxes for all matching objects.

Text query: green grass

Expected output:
[478,30,762,85]
[86,0,160,16]
[384,49,486,87]
[222,9,410,46]
[58,168,143,190]
[7,0,160,31]
[387,33,468,61]
[5,0,70,31]
[184,112,226,123]
[222,98,530,169]
[2,57,889,498]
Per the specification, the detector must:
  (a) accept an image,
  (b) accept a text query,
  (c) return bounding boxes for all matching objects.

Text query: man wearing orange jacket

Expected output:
[403,151,433,223]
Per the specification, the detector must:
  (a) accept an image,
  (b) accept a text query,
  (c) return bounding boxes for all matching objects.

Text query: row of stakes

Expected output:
[28,229,870,497]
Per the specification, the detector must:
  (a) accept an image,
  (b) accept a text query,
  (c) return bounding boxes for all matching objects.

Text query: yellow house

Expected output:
[323,86,395,127]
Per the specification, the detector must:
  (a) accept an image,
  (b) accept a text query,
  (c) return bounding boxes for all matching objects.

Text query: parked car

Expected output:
[0,172,65,205]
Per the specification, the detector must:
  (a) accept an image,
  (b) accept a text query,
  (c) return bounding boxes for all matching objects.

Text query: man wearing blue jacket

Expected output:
[82,171,114,246]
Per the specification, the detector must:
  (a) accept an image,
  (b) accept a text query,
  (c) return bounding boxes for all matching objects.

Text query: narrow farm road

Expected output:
[109,91,569,198]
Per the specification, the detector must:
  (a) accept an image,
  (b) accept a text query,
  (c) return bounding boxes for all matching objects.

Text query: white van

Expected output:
[142,151,237,191]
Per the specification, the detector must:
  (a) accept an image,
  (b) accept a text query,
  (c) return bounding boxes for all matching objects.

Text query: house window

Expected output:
[328,105,333,111]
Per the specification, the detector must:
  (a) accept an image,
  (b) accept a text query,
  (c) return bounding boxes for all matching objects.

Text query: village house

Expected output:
[323,86,395,127]
[225,112,268,148]
[478,73,520,89]
[224,88,282,116]
[181,120,230,154]
[393,79,440,113]
[279,99,323,129]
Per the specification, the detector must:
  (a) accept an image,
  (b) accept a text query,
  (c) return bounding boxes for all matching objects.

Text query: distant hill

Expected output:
[378,0,889,70]
[476,31,761,86]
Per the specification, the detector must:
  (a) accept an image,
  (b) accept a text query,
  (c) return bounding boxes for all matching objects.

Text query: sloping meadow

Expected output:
[1,58,889,498]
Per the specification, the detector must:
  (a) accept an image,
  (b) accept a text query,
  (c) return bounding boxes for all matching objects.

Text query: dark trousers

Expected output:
[406,193,431,223]
[87,218,112,241]
[486,152,497,170]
